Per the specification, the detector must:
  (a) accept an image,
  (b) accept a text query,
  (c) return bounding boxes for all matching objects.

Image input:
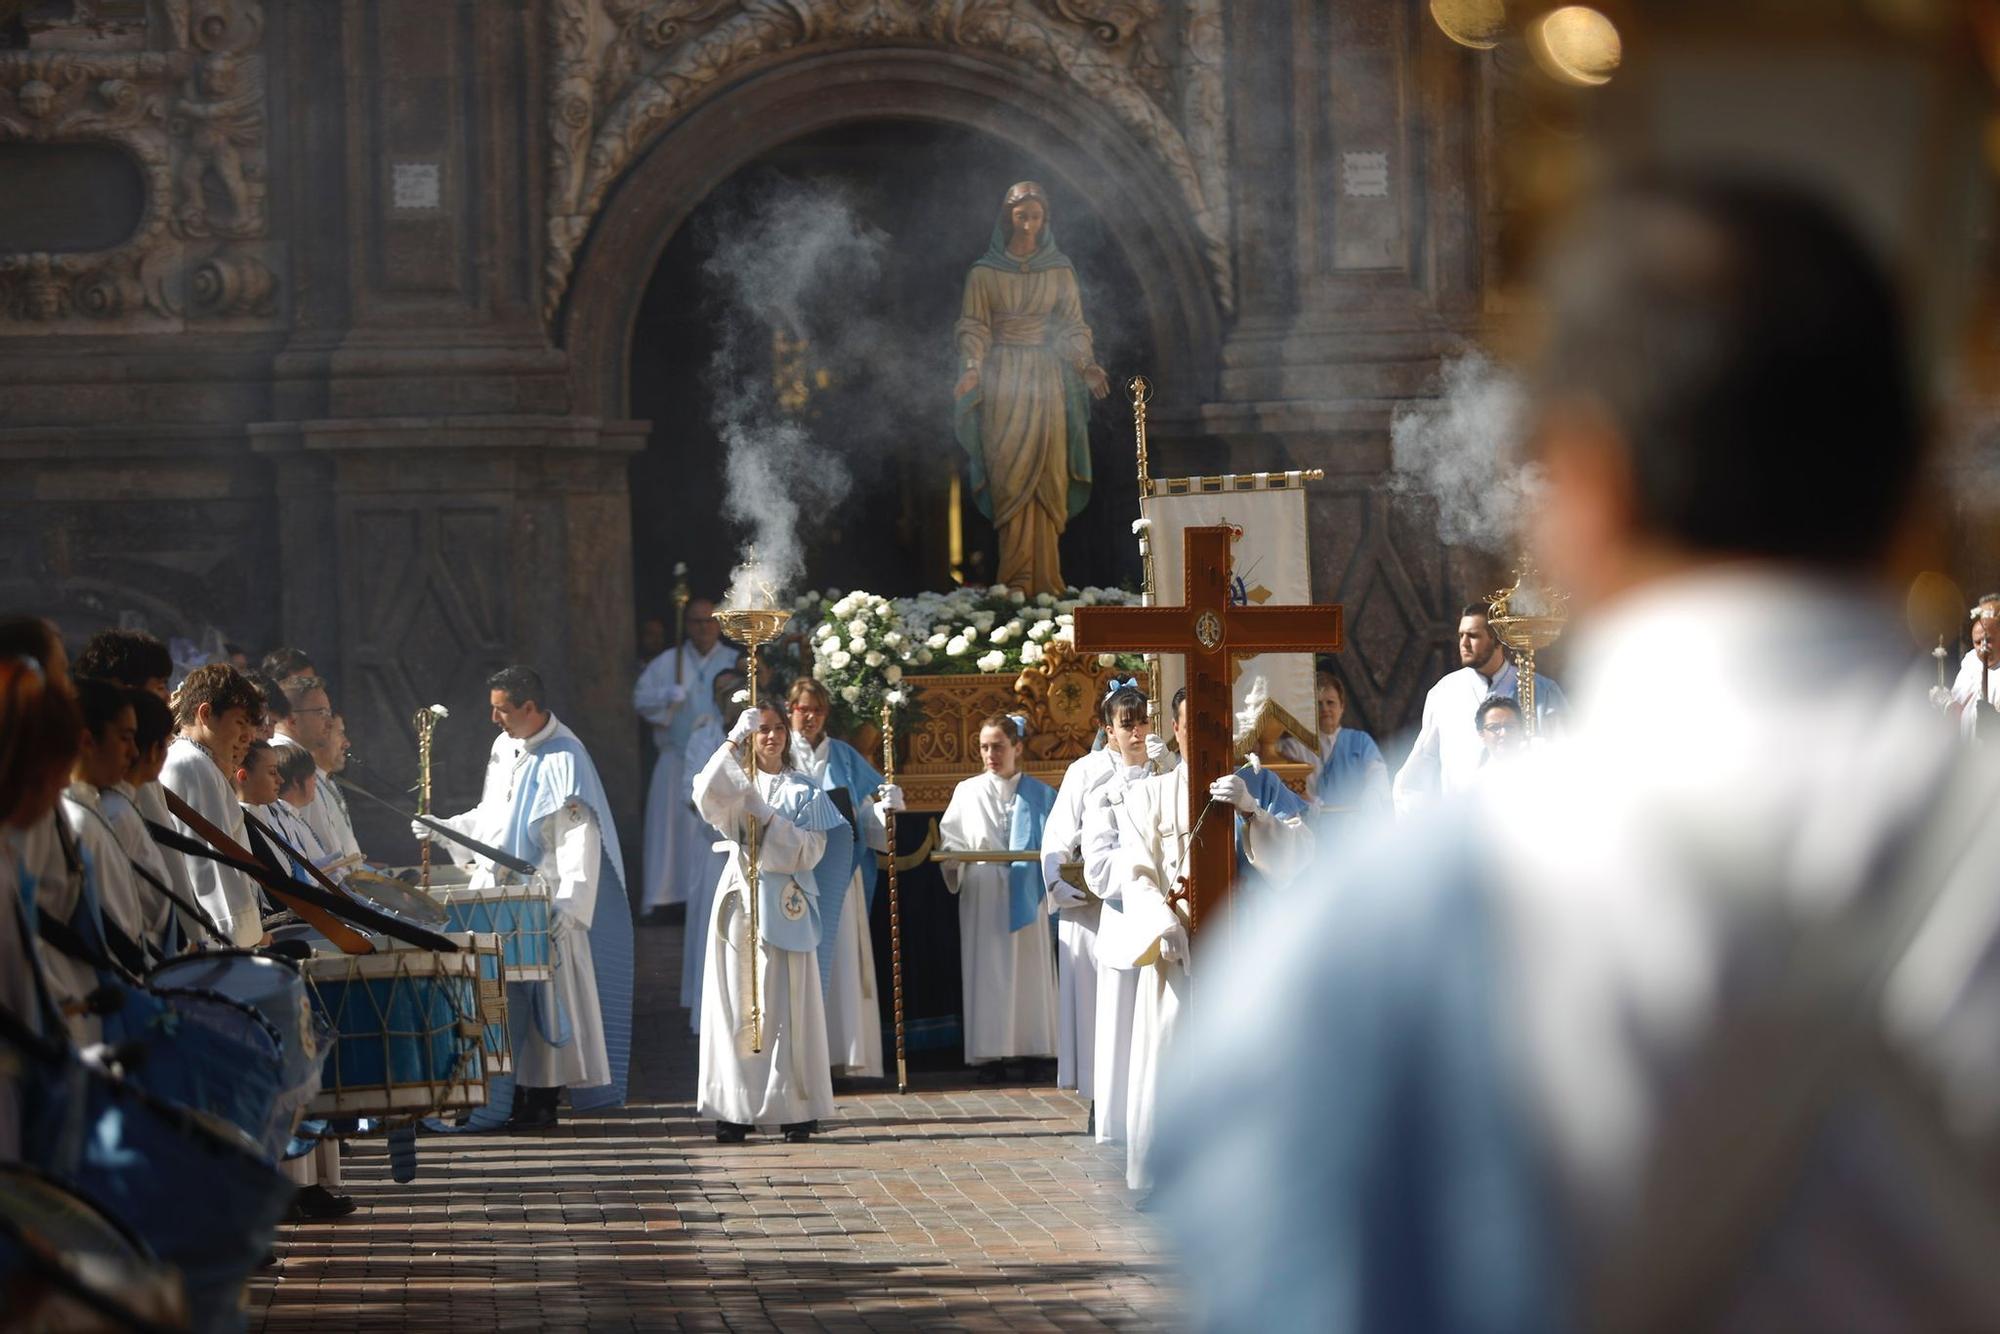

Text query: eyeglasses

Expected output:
[293,706,333,719]
[1480,720,1517,736]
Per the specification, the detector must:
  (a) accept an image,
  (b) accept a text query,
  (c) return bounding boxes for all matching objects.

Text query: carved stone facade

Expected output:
[0,0,278,331]
[0,0,1509,876]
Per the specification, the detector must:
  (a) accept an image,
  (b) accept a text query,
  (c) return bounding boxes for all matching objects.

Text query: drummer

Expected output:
[418,665,629,1132]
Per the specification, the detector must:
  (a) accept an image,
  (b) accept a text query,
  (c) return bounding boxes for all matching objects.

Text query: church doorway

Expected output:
[625,118,1151,625]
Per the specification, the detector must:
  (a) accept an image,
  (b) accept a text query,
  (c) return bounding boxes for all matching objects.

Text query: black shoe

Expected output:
[976,1062,1004,1085]
[259,1249,279,1269]
[779,1120,815,1143]
[504,1086,559,1132]
[715,1120,751,1143]
[1086,1101,1095,1137]
[287,1184,357,1221]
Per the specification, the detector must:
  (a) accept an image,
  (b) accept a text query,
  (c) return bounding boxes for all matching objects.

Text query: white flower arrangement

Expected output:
[784,582,1144,732]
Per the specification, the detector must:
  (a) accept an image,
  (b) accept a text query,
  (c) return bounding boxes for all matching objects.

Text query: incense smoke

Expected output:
[704,182,878,604]
[1389,351,1544,552]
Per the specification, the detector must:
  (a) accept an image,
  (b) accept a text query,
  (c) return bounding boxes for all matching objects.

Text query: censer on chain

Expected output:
[1486,561,1569,737]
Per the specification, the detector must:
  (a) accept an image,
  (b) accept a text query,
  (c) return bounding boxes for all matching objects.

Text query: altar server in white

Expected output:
[1039,681,1170,1106]
[161,663,265,946]
[423,665,631,1131]
[60,677,156,971]
[1393,605,1568,813]
[939,714,1059,1073]
[1101,687,1314,1191]
[693,700,850,1142]
[680,668,744,1032]
[787,676,896,1081]
[635,598,740,912]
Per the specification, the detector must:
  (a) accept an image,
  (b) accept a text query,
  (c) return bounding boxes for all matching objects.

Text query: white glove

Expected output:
[1049,880,1088,909]
[728,709,759,745]
[1210,773,1258,813]
[663,683,688,706]
[1144,733,1169,766]
[410,819,435,844]
[875,783,906,814]
[742,785,774,821]
[1158,924,1188,964]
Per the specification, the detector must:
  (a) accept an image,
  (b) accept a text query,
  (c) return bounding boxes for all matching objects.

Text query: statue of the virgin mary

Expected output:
[953,181,1110,597]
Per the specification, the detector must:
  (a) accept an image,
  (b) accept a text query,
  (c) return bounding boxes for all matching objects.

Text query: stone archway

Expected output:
[558,48,1225,426]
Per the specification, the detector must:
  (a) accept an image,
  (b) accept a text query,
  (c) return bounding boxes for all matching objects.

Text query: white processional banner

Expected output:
[1141,478,1317,748]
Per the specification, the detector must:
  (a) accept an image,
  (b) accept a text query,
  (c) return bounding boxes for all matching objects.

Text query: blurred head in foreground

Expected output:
[1153,173,2000,1334]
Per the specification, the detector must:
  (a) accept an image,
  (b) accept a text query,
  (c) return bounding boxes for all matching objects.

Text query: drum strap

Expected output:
[78,802,227,950]
[160,791,376,955]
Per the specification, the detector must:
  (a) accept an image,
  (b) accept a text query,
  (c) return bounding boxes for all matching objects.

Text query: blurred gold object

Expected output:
[1432,0,1508,49]
[714,562,791,1055]
[1487,560,1570,738]
[1530,5,1622,87]
[1906,571,1967,646]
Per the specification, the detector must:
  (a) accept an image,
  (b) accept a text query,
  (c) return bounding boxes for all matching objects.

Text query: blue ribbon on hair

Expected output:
[1101,675,1140,701]
[1006,712,1029,738]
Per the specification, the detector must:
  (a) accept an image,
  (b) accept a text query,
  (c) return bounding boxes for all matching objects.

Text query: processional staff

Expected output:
[879,696,909,1094]
[413,703,447,893]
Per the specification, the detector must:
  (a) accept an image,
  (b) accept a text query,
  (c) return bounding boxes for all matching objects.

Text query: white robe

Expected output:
[635,642,740,908]
[794,734,886,1079]
[1042,748,1174,1099]
[15,814,100,1045]
[691,747,835,1127]
[1393,660,1568,814]
[129,781,206,945]
[102,782,188,953]
[940,772,1058,1064]
[434,715,608,1091]
[314,765,364,862]
[1947,649,2000,738]
[271,728,359,873]
[1105,764,1314,1191]
[62,782,161,967]
[679,716,729,1031]
[160,738,262,945]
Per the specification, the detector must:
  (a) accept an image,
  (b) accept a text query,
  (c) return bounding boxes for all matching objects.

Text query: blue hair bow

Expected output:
[1102,675,1140,701]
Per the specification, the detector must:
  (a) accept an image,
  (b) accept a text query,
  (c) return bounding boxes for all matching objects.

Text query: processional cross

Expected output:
[1072,525,1342,930]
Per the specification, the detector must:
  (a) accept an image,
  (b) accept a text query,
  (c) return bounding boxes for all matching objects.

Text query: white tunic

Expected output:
[679,716,729,1031]
[1105,764,1314,1191]
[15,814,99,1044]
[691,746,835,1127]
[1947,649,2000,738]
[61,782,153,967]
[635,642,740,908]
[794,734,886,1080]
[940,771,1058,1064]
[101,782,187,953]
[160,738,262,946]
[272,728,359,871]
[435,715,608,1090]
[128,782,206,945]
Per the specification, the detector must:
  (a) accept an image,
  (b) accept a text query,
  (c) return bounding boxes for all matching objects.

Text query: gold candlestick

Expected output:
[880,696,909,1094]
[1486,561,1569,737]
[713,555,790,1055]
[412,704,447,892]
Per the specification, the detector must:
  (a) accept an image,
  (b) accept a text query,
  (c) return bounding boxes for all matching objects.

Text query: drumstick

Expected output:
[161,790,375,955]
[241,810,461,953]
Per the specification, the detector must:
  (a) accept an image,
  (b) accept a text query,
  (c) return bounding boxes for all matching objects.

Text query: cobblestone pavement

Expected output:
[249,916,1176,1331]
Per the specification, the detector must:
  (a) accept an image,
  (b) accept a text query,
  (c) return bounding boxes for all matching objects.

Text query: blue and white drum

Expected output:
[0,1162,190,1331]
[303,948,487,1118]
[439,881,552,982]
[437,930,512,1077]
[114,982,292,1161]
[149,949,327,1151]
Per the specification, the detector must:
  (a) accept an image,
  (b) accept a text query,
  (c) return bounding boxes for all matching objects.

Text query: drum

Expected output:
[149,950,329,1153]
[443,931,513,1077]
[345,869,450,930]
[0,1162,188,1331]
[110,981,293,1162]
[303,949,487,1118]
[439,881,552,982]
[16,1039,296,1334]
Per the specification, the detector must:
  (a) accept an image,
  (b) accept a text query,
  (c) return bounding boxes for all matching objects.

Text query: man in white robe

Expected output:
[1946,603,2000,739]
[787,676,895,1081]
[635,598,740,914]
[1393,606,1569,814]
[1100,689,1314,1192]
[1040,684,1171,1114]
[306,713,364,862]
[272,676,360,872]
[160,664,265,946]
[1154,173,2000,1332]
[938,717,1059,1074]
[423,666,619,1131]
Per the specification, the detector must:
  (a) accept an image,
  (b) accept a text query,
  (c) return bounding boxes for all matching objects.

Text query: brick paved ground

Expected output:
[249,916,1176,1331]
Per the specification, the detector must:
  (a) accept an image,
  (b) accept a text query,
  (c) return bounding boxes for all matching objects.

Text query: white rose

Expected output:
[876,604,893,621]
[884,664,902,683]
[927,632,948,650]
[830,650,853,669]
[1028,622,1052,642]
[1010,589,1026,605]
[885,688,905,706]
[848,618,869,639]
[840,685,861,704]
[1035,592,1055,607]
[989,625,1011,645]
[807,590,821,603]
[1056,612,1074,626]
[1131,518,1152,535]
[1098,653,1117,668]
[987,584,1010,598]
[917,649,934,665]
[849,637,866,654]
[1021,642,1044,663]
[864,650,885,667]
[946,636,969,657]
[1054,625,1075,643]
[883,631,903,648]
[976,650,1006,672]
[1056,600,1078,614]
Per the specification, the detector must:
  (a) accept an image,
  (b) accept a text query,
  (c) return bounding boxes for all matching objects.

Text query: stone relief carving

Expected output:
[541,0,1233,328]
[0,0,276,332]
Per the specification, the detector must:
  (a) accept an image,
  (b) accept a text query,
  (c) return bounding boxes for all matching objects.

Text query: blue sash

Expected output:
[1008,777,1058,932]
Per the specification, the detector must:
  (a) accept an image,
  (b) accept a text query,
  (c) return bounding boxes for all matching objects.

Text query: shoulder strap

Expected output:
[1587,749,2000,1332]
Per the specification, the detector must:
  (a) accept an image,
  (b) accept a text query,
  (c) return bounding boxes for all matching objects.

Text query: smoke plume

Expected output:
[1389,351,1543,552]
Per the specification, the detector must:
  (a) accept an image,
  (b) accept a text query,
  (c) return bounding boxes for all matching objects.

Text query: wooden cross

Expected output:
[1072,525,1342,929]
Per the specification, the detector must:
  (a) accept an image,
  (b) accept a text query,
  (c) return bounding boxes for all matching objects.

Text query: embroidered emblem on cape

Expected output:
[781,883,808,921]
